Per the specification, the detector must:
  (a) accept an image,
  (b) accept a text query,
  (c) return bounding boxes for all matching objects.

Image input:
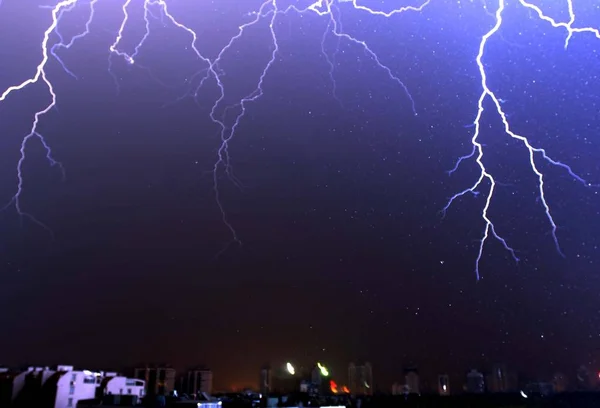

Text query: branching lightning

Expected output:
[0,0,597,277]
[444,0,598,279]
[0,0,72,235]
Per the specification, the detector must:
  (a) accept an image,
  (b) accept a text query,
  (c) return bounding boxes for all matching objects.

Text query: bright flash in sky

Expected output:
[318,362,329,376]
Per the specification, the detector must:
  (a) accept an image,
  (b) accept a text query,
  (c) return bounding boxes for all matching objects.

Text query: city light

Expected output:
[286,362,295,376]
[330,380,338,393]
[317,362,329,377]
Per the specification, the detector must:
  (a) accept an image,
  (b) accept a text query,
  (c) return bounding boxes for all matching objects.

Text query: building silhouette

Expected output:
[391,382,403,395]
[348,362,372,395]
[487,363,517,393]
[438,374,450,396]
[133,365,175,396]
[466,369,484,394]
[0,365,144,408]
[310,366,322,386]
[178,367,213,396]
[404,367,419,395]
[259,366,271,395]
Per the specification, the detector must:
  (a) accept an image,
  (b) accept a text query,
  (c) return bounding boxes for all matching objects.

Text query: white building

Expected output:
[103,376,146,399]
[0,365,145,408]
[0,365,92,407]
[0,367,30,405]
[53,366,101,408]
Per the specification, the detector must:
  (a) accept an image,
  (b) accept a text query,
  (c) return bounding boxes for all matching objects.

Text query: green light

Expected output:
[317,362,329,377]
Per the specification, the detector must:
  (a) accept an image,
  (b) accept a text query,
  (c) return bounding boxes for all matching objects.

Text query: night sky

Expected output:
[1,0,600,392]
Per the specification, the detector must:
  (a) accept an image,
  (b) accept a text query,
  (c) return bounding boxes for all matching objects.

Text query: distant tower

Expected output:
[438,374,450,396]
[466,369,484,394]
[348,363,356,393]
[134,365,176,396]
[180,368,213,395]
[348,362,373,395]
[488,364,509,392]
[404,367,419,394]
[364,362,373,394]
[260,366,271,395]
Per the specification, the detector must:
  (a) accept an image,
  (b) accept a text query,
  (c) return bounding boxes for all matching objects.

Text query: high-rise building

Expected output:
[404,368,419,395]
[488,364,510,392]
[179,368,213,396]
[489,364,518,392]
[348,362,373,395]
[438,374,450,396]
[259,366,271,395]
[134,365,176,396]
[348,363,356,394]
[466,369,484,394]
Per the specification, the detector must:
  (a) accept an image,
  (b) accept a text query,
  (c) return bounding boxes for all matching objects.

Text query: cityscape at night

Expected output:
[3,361,600,407]
[1,0,599,407]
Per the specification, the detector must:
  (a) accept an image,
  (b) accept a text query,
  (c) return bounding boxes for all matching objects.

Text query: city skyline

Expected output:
[1,0,599,392]
[2,360,599,395]
[2,358,598,395]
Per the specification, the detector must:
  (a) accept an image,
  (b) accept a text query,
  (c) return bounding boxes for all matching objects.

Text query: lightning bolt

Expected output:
[50,0,98,79]
[444,0,598,279]
[109,0,425,254]
[0,0,597,277]
[0,0,75,234]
